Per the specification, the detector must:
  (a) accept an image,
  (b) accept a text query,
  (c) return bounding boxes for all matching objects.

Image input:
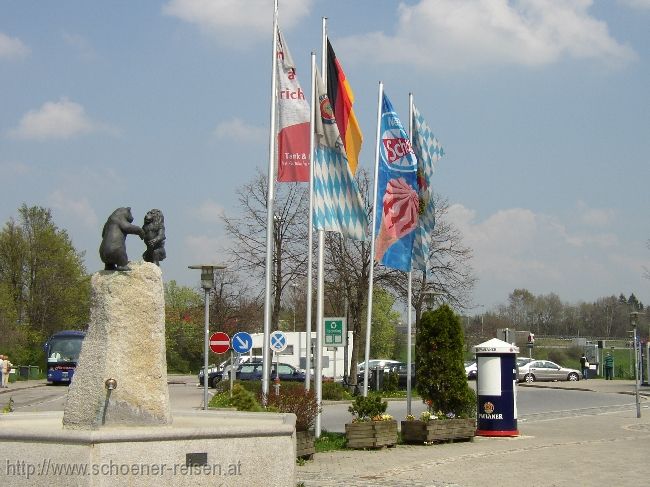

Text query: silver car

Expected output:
[517,360,581,383]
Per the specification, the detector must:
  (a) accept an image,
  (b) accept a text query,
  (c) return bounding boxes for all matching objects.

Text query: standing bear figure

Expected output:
[142,209,166,266]
[99,207,143,271]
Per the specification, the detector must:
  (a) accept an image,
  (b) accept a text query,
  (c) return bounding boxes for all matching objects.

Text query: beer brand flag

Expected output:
[276,27,310,182]
[313,70,367,241]
[374,93,419,272]
[326,40,363,174]
[411,104,445,271]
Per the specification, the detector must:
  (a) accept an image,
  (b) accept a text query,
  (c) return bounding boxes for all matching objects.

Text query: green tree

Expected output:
[0,205,89,335]
[415,305,475,417]
[164,281,203,373]
[370,288,400,359]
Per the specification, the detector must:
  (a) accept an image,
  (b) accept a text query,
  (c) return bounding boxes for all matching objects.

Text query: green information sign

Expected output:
[324,317,346,347]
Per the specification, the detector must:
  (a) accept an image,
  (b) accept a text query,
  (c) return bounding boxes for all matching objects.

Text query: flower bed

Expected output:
[296,430,315,459]
[345,419,398,449]
[401,417,475,444]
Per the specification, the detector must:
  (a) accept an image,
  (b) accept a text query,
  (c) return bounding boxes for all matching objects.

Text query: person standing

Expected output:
[1,355,11,387]
[604,352,614,380]
[0,355,4,388]
[580,353,589,380]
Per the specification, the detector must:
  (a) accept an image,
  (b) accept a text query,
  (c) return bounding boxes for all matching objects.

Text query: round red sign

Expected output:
[209,332,230,354]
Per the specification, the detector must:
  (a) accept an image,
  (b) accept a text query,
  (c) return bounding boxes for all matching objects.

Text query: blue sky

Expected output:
[1,0,648,311]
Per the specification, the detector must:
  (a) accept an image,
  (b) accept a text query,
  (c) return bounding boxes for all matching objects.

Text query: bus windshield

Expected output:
[47,336,83,363]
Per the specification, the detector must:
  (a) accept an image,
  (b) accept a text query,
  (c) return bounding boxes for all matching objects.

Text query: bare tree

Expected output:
[325,172,475,383]
[222,170,308,329]
[382,195,476,327]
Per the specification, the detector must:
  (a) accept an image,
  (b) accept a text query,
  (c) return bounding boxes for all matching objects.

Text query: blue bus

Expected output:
[44,330,86,384]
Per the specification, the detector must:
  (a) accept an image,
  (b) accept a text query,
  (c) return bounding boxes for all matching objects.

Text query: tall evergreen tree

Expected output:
[415,304,475,417]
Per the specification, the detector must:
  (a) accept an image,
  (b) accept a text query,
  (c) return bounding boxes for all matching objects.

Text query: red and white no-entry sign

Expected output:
[209,332,230,354]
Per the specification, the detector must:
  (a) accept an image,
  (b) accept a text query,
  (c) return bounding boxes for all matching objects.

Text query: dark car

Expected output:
[358,361,414,390]
[395,363,416,388]
[233,361,306,382]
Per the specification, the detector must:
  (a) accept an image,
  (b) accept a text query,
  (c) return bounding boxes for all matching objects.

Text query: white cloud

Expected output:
[576,201,616,227]
[213,118,266,143]
[0,32,30,60]
[163,0,312,44]
[446,203,632,305]
[338,0,636,71]
[184,234,227,263]
[618,0,650,9]
[7,98,117,140]
[49,190,98,228]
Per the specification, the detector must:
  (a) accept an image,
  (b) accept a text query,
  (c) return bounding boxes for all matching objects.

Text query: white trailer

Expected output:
[248,331,353,379]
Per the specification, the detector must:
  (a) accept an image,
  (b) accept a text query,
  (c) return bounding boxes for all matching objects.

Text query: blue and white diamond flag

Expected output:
[411,104,444,271]
[313,70,367,240]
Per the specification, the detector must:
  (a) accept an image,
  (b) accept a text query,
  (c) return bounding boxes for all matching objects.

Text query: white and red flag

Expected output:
[276,27,310,182]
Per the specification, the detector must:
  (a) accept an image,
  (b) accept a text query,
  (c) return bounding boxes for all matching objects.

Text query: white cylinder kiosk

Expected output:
[473,338,519,437]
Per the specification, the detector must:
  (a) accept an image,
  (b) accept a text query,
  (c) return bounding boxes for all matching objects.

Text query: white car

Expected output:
[517,360,581,383]
[464,361,477,380]
[357,359,402,373]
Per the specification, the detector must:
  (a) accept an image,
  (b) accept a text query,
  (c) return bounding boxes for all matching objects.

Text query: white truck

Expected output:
[246,331,353,379]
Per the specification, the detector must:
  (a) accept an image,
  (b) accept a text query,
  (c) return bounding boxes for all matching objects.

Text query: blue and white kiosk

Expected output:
[473,338,519,437]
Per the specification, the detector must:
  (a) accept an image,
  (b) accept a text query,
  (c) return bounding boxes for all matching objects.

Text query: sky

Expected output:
[1,0,649,313]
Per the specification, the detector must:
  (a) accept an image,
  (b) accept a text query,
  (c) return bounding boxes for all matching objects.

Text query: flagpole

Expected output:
[406,92,414,416]
[262,0,279,403]
[305,51,316,392]
[363,81,383,396]
[312,16,328,438]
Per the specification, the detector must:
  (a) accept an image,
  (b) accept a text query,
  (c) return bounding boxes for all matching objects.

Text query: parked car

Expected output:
[198,355,264,388]
[516,357,534,368]
[517,360,581,383]
[395,362,416,388]
[232,361,306,382]
[464,361,477,380]
[357,359,402,374]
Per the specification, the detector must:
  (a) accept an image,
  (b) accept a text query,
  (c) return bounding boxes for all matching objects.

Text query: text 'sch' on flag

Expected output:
[374,93,419,272]
[313,70,367,241]
[326,40,362,174]
[276,28,310,182]
[411,104,444,272]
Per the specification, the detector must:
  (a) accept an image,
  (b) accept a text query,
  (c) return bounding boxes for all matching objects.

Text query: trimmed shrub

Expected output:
[416,305,476,418]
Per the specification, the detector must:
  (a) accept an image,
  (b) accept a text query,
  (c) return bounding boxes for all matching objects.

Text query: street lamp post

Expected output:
[290,282,299,332]
[630,312,641,418]
[189,264,226,411]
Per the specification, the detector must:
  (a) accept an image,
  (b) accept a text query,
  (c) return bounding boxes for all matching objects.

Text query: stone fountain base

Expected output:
[0,409,296,486]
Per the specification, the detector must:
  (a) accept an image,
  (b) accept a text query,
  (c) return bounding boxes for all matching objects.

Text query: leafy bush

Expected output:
[382,371,399,392]
[322,381,352,401]
[208,391,234,409]
[315,431,347,452]
[348,393,388,421]
[416,305,476,418]
[230,384,263,412]
[264,387,320,432]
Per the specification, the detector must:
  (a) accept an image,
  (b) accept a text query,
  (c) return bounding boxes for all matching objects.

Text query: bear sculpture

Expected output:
[99,207,143,271]
[142,209,166,266]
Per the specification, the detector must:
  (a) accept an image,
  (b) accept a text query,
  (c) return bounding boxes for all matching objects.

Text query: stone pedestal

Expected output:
[63,262,171,429]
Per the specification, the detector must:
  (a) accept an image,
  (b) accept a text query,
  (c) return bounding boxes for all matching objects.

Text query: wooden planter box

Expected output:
[296,430,315,459]
[345,420,397,449]
[401,418,476,444]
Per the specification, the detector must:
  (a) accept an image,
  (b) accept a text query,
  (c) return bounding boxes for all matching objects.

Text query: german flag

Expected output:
[327,40,363,174]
